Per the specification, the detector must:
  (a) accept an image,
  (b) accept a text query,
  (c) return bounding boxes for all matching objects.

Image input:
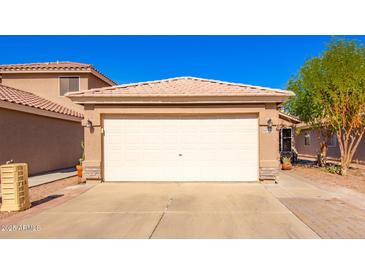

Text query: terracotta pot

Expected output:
[282,162,292,170]
[76,165,83,177]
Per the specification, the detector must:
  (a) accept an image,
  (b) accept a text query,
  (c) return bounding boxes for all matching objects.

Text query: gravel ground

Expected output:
[289,164,365,194]
[0,176,79,220]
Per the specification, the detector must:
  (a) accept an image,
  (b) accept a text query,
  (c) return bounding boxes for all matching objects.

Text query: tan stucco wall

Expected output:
[80,104,280,182]
[1,73,112,112]
[87,74,114,89]
[0,107,83,175]
[295,129,365,163]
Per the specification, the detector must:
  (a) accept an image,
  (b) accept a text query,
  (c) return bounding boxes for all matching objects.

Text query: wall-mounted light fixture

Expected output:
[86,119,93,129]
[267,118,273,132]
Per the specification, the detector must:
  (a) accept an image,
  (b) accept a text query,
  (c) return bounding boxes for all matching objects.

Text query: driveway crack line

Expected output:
[149,197,173,239]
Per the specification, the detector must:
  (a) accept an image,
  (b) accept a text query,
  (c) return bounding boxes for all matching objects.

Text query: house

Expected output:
[276,112,365,165]
[66,76,294,183]
[0,84,83,175]
[0,61,116,112]
[295,125,365,165]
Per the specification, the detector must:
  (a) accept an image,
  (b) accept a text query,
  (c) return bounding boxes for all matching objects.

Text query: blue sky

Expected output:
[1,35,364,89]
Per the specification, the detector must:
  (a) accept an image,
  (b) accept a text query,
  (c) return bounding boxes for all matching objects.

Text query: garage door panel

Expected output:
[103,116,258,182]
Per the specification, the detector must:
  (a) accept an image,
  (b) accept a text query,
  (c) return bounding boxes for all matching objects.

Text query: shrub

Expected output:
[282,157,291,164]
[323,164,341,175]
[79,140,85,166]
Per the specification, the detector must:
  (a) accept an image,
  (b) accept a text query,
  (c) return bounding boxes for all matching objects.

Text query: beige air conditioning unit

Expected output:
[0,163,30,212]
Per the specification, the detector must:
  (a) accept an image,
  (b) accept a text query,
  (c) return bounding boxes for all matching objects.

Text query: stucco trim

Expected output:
[0,100,82,122]
[83,104,276,126]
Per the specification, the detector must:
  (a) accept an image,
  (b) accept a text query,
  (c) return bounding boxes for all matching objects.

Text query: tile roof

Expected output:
[0,61,116,85]
[0,84,83,118]
[66,76,295,98]
[0,61,91,71]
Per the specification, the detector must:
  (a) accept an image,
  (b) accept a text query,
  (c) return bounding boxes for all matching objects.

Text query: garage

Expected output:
[103,115,258,182]
[66,76,294,183]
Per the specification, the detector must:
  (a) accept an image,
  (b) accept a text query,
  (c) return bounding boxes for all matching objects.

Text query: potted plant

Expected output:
[76,140,85,178]
[281,156,292,170]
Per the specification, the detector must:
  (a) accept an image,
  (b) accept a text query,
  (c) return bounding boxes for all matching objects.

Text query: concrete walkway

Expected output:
[266,171,365,238]
[0,183,318,239]
[28,168,76,187]
[0,168,76,198]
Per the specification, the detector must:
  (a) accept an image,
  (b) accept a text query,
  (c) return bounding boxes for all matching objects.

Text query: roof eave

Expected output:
[66,95,293,105]
[279,112,301,124]
[0,100,82,122]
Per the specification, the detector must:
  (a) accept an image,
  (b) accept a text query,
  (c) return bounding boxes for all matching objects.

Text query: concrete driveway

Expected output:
[0,183,318,239]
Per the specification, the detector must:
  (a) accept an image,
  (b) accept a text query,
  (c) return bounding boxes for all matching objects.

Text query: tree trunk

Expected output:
[317,140,328,167]
[337,129,365,176]
[316,128,329,167]
[341,166,348,176]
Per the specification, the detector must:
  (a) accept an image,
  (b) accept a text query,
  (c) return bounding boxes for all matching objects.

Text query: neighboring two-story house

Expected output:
[0,61,116,112]
[0,61,116,175]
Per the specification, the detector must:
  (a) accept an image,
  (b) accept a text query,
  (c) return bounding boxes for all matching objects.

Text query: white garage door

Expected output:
[103,116,258,182]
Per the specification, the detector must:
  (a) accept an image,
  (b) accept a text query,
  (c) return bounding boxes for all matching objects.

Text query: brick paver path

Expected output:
[267,172,365,239]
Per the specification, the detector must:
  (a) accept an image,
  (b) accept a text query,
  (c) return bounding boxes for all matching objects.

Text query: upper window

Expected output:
[304,132,311,146]
[59,77,80,96]
[328,134,337,147]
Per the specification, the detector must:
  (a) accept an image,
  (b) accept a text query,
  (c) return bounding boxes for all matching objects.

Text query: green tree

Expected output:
[286,62,331,167]
[286,38,365,175]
